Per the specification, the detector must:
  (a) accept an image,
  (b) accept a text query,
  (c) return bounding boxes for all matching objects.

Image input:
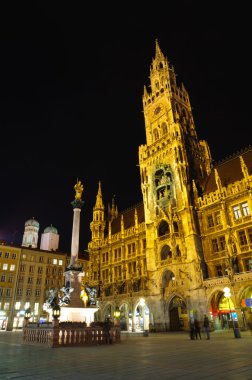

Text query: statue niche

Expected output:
[154,166,174,209]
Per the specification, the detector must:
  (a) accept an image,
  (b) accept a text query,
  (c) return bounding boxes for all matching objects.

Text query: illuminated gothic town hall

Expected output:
[1,41,252,333]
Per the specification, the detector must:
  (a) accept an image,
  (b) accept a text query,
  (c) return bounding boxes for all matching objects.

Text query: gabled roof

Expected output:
[203,147,252,194]
[109,202,145,235]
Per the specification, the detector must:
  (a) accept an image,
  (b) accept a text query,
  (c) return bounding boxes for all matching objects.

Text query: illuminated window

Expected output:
[58,260,63,266]
[10,264,15,271]
[53,259,57,265]
[15,302,21,310]
[24,302,30,310]
[4,302,10,310]
[233,202,250,220]
[3,264,8,270]
[34,303,39,314]
[242,202,250,216]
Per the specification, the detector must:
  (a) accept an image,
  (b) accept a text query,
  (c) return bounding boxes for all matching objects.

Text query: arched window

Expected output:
[161,122,168,135]
[158,220,169,237]
[160,244,172,260]
[173,221,179,233]
[153,128,159,141]
[161,269,175,287]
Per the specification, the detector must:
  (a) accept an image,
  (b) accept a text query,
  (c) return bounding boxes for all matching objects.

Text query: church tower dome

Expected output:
[22,217,40,248]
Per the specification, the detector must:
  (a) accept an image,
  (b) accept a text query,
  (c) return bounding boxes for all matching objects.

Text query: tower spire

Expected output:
[90,181,105,243]
[94,181,104,209]
[155,38,162,58]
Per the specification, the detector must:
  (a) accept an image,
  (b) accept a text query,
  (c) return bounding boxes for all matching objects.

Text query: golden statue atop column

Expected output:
[74,179,84,200]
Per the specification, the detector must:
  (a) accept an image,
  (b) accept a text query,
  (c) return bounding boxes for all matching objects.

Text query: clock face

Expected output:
[153,104,162,116]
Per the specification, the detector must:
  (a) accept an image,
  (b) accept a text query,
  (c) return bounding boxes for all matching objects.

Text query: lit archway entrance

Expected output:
[119,303,129,331]
[134,298,149,332]
[169,296,187,331]
[240,286,252,329]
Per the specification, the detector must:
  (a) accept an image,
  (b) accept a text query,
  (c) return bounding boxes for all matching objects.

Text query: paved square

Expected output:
[1,330,252,379]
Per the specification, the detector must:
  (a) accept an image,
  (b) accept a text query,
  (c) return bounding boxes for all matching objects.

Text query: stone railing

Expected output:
[203,271,252,288]
[23,321,121,348]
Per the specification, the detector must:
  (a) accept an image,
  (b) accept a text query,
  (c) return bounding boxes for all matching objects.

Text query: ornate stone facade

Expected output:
[87,41,252,332]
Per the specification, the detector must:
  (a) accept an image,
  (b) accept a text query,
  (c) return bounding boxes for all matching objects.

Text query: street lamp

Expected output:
[24,307,31,320]
[23,307,31,327]
[113,306,121,319]
[223,287,241,338]
[52,304,61,320]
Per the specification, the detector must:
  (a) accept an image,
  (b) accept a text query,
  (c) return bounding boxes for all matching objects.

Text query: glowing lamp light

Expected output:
[80,288,89,307]
[139,298,145,307]
[24,308,31,320]
[114,306,121,319]
[52,305,61,320]
[223,287,231,298]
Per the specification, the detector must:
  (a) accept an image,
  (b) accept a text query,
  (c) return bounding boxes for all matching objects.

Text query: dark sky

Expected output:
[0,2,251,252]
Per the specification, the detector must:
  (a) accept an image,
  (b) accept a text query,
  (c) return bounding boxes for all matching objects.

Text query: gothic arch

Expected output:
[160,244,172,261]
[158,220,169,237]
[161,269,175,288]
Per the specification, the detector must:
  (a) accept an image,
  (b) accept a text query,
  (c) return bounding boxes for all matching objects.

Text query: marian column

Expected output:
[69,179,84,268]
[62,179,85,309]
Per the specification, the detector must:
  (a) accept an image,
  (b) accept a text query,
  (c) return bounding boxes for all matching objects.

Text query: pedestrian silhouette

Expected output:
[194,318,201,340]
[203,314,210,340]
[189,319,195,340]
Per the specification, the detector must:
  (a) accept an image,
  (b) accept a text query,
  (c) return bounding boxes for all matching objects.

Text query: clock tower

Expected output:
[139,40,212,314]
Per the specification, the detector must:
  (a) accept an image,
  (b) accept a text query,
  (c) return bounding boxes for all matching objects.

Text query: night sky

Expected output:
[0,2,250,253]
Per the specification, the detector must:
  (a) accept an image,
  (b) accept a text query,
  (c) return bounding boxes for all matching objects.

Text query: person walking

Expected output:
[194,318,201,340]
[189,319,195,340]
[203,314,210,340]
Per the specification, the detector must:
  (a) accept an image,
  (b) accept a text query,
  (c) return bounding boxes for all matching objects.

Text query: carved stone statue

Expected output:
[74,179,84,200]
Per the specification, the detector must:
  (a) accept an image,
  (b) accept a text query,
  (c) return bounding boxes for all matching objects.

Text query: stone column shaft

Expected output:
[70,208,81,267]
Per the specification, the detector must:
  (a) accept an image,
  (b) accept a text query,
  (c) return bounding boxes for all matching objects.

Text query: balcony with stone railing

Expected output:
[203,271,252,288]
